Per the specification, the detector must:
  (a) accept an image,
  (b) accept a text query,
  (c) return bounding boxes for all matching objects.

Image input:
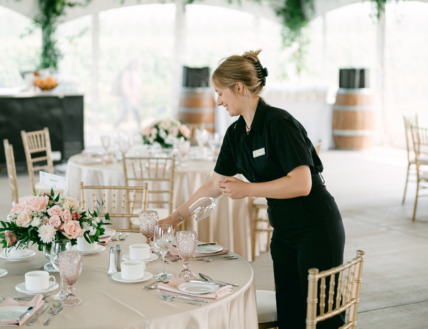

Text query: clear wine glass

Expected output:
[101,135,111,155]
[177,137,190,166]
[189,194,222,221]
[119,138,130,155]
[50,241,71,300]
[153,224,173,279]
[195,129,209,149]
[139,210,159,245]
[176,231,198,281]
[58,250,83,307]
[208,133,220,160]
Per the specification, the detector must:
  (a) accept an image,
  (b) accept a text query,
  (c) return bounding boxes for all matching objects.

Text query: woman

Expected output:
[161,50,345,328]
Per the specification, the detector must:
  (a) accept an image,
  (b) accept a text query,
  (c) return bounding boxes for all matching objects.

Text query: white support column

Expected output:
[91,12,100,135]
[172,0,186,117]
[376,8,387,145]
[322,13,327,81]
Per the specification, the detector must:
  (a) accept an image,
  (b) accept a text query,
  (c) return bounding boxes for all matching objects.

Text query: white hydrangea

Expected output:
[159,120,170,130]
[159,128,167,139]
[38,224,57,244]
[93,217,101,224]
[165,135,176,146]
[6,214,14,222]
[88,226,97,236]
[150,128,158,139]
[31,217,42,227]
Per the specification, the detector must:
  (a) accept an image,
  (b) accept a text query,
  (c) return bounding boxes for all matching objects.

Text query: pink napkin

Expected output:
[98,229,116,246]
[0,294,44,327]
[158,278,233,299]
[168,245,230,259]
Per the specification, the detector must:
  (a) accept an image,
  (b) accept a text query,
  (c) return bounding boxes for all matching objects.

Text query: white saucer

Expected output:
[122,253,158,262]
[0,268,7,277]
[71,245,106,255]
[15,281,59,295]
[111,271,153,283]
[0,306,30,321]
[195,245,224,254]
[0,250,36,261]
[178,282,219,294]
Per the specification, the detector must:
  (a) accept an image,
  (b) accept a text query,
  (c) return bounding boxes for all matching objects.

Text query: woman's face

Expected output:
[215,84,241,117]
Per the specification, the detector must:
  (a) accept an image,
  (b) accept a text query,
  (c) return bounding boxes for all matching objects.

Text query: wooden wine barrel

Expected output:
[178,87,215,133]
[333,88,375,149]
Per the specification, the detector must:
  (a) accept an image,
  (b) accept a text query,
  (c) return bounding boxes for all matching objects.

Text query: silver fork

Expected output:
[112,233,122,241]
[119,233,129,241]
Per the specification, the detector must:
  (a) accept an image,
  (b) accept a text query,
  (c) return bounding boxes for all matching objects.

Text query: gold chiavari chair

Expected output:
[123,155,176,230]
[251,140,322,261]
[409,125,428,221]
[4,139,19,205]
[21,127,56,194]
[80,182,149,232]
[306,250,365,329]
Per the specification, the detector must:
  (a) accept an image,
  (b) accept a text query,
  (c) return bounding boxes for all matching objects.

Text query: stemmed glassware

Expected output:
[50,241,71,300]
[153,224,173,279]
[101,135,111,155]
[208,133,220,160]
[177,137,190,166]
[139,210,159,245]
[119,137,130,156]
[195,129,209,155]
[175,231,198,281]
[58,250,84,307]
[189,194,223,221]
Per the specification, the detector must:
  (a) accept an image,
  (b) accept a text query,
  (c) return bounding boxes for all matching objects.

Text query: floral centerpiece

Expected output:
[142,118,191,148]
[0,189,110,252]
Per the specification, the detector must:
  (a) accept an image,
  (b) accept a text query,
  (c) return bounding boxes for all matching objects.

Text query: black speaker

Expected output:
[339,69,370,88]
[182,67,211,88]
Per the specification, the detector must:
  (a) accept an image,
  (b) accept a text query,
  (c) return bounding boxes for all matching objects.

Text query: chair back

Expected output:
[3,139,19,205]
[123,155,176,215]
[410,125,428,170]
[21,128,54,193]
[404,115,418,163]
[314,140,322,155]
[306,250,365,329]
[80,182,149,232]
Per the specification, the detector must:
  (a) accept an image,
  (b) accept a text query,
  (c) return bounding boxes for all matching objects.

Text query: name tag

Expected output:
[253,148,265,158]
[40,172,68,190]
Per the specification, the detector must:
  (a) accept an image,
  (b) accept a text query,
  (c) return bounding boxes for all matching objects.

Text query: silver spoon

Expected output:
[119,233,129,241]
[17,306,34,322]
[143,274,168,289]
[112,233,122,241]
[158,290,201,306]
[199,273,239,287]
[43,302,63,326]
[158,290,207,304]
[204,256,238,263]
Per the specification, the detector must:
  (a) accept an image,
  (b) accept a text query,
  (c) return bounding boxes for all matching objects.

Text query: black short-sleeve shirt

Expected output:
[214,97,323,183]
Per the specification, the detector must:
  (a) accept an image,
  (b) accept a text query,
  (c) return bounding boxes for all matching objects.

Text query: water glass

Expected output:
[175,231,198,281]
[101,135,111,154]
[58,250,84,307]
[50,241,71,300]
[119,138,130,155]
[195,129,209,149]
[177,137,190,166]
[153,224,173,279]
[139,210,159,244]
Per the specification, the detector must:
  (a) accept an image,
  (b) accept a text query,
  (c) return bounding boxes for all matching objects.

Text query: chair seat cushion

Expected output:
[130,208,170,226]
[256,290,277,323]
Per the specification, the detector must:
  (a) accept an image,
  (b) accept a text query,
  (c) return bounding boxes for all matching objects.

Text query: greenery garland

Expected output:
[19,0,391,73]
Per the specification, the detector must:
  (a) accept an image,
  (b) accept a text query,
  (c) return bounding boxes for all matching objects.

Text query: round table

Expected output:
[66,153,258,261]
[0,234,258,329]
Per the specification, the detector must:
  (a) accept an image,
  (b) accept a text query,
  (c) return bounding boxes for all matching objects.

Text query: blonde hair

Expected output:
[211,49,266,96]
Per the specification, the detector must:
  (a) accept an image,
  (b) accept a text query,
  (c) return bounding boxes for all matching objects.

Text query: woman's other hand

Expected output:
[218,177,250,200]
[158,213,183,230]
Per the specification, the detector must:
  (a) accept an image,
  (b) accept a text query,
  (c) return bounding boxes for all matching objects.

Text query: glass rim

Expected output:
[139,210,159,216]
[175,230,197,236]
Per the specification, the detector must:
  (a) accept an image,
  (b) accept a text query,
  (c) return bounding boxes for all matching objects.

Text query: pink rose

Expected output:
[27,196,49,211]
[48,205,62,217]
[62,210,72,222]
[10,199,28,214]
[142,125,151,136]
[49,215,62,228]
[16,211,33,228]
[72,211,82,220]
[62,220,83,239]
[5,231,18,247]
[179,125,191,139]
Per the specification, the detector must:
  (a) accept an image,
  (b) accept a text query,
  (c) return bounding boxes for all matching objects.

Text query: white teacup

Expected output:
[129,244,150,261]
[7,246,27,258]
[77,237,97,252]
[25,271,56,292]
[121,261,145,280]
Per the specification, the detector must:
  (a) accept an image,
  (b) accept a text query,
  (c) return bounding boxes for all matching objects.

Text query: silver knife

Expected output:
[17,306,34,322]
[197,242,217,247]
[189,280,226,286]
[27,304,49,326]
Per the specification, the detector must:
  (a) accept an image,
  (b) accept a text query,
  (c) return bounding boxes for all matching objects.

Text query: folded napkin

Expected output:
[158,278,233,299]
[0,294,44,327]
[98,229,116,246]
[168,245,230,259]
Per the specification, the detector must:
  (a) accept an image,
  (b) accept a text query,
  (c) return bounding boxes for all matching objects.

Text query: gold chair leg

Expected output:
[252,209,259,262]
[412,179,419,221]
[402,163,411,204]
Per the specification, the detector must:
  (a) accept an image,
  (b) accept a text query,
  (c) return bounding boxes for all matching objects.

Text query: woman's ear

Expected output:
[236,82,244,95]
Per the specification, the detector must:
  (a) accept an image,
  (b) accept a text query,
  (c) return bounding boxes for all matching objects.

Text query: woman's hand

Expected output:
[218,177,250,200]
[158,214,183,230]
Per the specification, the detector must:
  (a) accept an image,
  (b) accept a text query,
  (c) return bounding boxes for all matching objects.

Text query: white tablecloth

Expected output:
[66,154,260,261]
[0,234,258,329]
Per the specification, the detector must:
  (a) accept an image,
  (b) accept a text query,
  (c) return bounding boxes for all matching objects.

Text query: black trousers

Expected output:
[268,183,346,329]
